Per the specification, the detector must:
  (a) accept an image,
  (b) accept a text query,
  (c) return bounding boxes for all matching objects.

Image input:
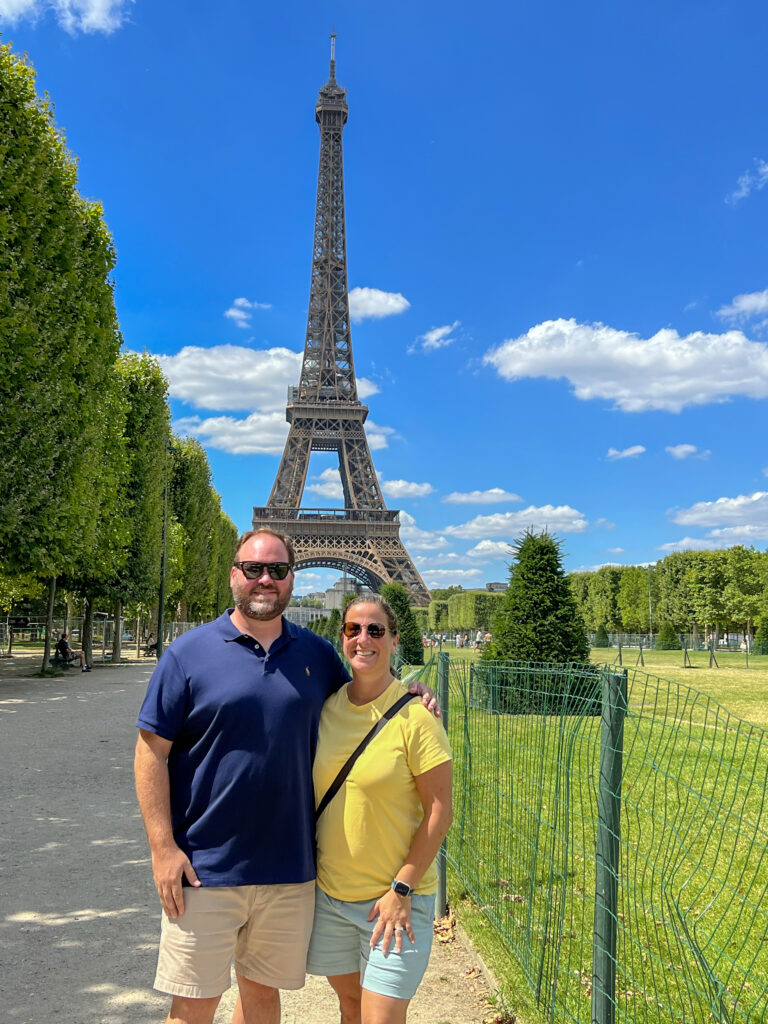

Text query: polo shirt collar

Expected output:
[218,609,298,647]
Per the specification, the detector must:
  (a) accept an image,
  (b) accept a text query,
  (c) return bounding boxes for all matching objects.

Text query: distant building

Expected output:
[284,606,326,628]
[486,582,506,593]
[324,576,370,610]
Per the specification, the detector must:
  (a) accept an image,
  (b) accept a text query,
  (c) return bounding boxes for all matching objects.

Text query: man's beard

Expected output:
[231,579,292,621]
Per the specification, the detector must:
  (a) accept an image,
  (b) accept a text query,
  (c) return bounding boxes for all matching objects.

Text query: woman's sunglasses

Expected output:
[342,622,387,639]
[233,561,292,580]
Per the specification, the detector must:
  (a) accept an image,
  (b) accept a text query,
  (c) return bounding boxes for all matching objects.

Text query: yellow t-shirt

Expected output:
[314,678,452,902]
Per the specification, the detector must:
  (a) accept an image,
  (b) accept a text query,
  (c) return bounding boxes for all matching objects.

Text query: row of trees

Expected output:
[569,547,767,642]
[424,590,504,633]
[0,45,237,669]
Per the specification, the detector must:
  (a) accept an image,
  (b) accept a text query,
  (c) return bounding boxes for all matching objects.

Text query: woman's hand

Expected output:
[368,888,416,955]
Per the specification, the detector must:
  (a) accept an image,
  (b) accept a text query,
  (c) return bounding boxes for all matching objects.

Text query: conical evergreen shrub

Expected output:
[594,623,610,648]
[483,530,589,663]
[657,621,681,650]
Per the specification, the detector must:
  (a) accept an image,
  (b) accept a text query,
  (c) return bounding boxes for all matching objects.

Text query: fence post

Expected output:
[437,651,450,917]
[592,668,627,1024]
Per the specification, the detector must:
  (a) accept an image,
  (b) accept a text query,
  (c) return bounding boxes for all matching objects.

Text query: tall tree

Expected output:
[617,566,657,632]
[169,438,218,620]
[0,45,122,667]
[484,531,589,663]
[104,354,170,660]
[380,583,424,666]
[724,546,764,644]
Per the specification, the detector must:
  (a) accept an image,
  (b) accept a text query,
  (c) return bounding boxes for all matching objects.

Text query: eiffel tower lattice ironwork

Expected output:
[252,39,430,606]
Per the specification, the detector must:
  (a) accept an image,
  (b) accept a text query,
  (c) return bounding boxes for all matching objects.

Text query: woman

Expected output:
[307,595,453,1024]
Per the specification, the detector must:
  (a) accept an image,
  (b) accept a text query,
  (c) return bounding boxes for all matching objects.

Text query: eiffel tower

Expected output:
[252,38,430,606]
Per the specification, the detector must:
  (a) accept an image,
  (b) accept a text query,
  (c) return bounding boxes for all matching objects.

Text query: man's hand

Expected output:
[151,842,201,918]
[402,672,441,718]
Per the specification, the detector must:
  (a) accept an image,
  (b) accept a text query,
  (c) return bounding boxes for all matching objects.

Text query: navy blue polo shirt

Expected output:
[137,611,349,886]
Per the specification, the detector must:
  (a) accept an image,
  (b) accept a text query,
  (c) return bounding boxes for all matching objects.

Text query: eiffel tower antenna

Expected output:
[252,42,430,605]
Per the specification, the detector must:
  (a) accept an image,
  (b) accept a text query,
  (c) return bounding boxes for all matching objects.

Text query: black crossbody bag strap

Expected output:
[315,693,418,823]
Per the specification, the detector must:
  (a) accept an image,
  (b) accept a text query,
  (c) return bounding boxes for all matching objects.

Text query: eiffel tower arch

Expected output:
[252,38,430,606]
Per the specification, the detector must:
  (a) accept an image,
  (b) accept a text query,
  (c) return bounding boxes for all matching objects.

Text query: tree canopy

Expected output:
[484,531,589,663]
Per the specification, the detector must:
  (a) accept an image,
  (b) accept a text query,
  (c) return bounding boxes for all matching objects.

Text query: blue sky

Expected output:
[5,0,768,595]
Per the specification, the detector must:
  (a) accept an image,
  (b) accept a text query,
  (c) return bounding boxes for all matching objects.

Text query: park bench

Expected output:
[49,651,74,669]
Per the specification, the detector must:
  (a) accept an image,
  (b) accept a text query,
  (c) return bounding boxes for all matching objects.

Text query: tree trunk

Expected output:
[7,603,15,656]
[112,599,123,664]
[83,594,93,668]
[41,576,57,673]
[134,612,142,660]
[64,592,74,637]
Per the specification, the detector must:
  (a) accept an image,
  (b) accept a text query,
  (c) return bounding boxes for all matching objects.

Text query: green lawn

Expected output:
[433,655,768,1023]
[589,647,768,728]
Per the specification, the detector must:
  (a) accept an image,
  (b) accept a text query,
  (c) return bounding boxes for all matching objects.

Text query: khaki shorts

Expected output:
[154,881,315,999]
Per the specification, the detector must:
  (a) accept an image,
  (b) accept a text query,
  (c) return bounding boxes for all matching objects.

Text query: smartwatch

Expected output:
[391,879,414,897]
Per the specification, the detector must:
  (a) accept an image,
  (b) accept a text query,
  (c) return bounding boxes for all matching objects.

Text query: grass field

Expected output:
[430,652,768,1023]
[423,643,768,729]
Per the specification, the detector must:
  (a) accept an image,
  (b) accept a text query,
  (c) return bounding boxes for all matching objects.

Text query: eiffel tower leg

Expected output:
[339,422,385,510]
[269,423,313,508]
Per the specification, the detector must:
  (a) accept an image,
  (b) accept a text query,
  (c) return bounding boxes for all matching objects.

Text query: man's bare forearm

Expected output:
[134,732,176,852]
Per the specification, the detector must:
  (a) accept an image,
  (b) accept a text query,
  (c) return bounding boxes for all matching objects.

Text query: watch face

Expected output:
[393,881,411,896]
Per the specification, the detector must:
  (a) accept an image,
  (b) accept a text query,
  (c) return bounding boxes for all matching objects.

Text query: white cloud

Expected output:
[660,490,768,549]
[380,479,435,499]
[665,444,710,460]
[717,288,768,324]
[357,377,379,400]
[0,0,131,31]
[657,537,723,552]
[670,491,768,528]
[157,345,301,412]
[348,288,410,322]
[606,547,625,554]
[421,568,483,585]
[571,562,624,572]
[224,297,271,329]
[445,505,589,539]
[606,445,645,461]
[726,159,768,206]
[398,511,449,551]
[706,525,768,541]
[173,411,287,455]
[594,518,617,530]
[365,420,395,451]
[465,540,514,560]
[306,468,344,500]
[414,552,465,568]
[483,318,768,413]
[410,321,461,354]
[443,488,521,505]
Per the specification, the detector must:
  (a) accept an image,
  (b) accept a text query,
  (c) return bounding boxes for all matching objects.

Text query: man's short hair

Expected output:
[233,528,296,568]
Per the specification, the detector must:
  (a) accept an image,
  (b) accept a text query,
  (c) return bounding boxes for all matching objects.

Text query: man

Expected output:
[55,632,89,671]
[135,528,436,1024]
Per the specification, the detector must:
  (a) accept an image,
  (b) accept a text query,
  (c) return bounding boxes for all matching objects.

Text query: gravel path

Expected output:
[0,658,497,1023]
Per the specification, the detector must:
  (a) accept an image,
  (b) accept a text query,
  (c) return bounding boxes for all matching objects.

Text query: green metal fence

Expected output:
[431,654,768,1024]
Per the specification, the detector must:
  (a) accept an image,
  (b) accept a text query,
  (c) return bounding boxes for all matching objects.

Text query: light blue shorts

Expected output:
[306,886,435,999]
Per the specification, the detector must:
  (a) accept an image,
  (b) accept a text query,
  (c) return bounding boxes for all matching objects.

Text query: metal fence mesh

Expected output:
[437,657,768,1024]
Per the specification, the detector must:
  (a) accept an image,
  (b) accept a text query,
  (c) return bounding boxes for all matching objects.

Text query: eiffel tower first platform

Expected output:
[252,39,430,606]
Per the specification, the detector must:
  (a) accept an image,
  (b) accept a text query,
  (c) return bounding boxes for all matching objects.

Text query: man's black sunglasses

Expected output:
[233,561,293,581]
[342,622,387,639]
